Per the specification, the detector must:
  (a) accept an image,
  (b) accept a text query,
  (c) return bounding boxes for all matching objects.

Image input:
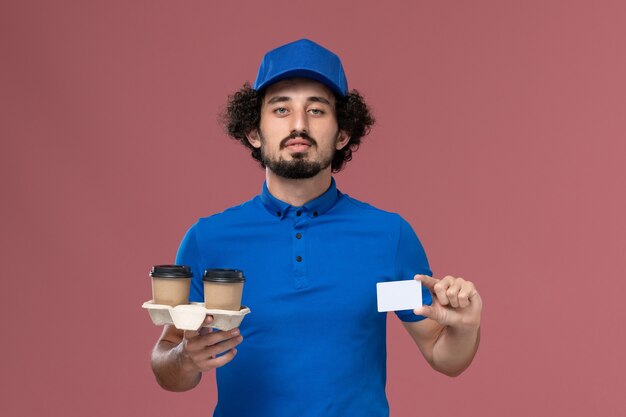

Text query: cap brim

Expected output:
[255,69,346,97]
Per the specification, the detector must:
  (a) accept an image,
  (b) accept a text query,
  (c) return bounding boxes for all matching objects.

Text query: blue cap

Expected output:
[253,39,348,97]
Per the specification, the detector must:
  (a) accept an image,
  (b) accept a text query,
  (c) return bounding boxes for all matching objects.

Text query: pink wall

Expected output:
[2,1,625,416]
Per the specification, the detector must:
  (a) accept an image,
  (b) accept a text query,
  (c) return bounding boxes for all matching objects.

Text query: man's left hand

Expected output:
[413,274,482,330]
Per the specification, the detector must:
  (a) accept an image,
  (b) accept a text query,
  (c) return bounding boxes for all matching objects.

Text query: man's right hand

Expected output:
[152,315,244,391]
[179,315,244,372]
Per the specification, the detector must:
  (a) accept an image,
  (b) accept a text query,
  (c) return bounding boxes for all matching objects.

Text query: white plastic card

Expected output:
[376,280,422,312]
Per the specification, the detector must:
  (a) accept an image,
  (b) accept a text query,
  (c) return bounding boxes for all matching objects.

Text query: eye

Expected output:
[308,108,325,115]
[273,107,288,115]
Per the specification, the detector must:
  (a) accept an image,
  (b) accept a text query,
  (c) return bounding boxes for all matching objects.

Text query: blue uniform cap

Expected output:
[253,38,349,97]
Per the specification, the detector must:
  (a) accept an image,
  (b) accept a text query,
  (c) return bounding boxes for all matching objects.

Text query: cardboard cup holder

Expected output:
[142,301,251,331]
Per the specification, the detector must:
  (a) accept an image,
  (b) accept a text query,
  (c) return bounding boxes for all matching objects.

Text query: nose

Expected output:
[290,107,309,133]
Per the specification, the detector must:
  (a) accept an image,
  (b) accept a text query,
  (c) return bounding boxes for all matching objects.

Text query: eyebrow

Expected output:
[266,96,332,105]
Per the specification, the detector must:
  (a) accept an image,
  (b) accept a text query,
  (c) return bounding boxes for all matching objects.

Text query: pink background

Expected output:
[1,1,625,416]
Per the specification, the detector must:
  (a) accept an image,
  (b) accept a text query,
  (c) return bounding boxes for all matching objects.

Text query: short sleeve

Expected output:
[175,222,204,303]
[394,216,433,322]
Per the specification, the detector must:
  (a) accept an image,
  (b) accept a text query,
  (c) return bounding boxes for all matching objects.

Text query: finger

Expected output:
[202,315,214,326]
[185,332,243,370]
[183,315,214,339]
[446,278,465,308]
[198,328,241,346]
[432,276,454,306]
[458,281,475,308]
[414,305,452,325]
[414,274,438,290]
[204,334,244,359]
[198,326,213,336]
[185,328,241,355]
[198,315,214,336]
[204,348,238,369]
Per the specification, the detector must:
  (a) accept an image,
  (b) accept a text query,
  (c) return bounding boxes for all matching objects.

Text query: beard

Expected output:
[259,131,335,179]
[262,154,332,179]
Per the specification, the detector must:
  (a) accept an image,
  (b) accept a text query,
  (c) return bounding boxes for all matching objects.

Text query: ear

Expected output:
[335,130,351,150]
[246,129,262,149]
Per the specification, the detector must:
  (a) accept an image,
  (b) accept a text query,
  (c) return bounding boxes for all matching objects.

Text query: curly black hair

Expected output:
[220,82,375,173]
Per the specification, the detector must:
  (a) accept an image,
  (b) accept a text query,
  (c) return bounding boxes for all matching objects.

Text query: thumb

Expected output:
[202,315,214,326]
[415,274,438,290]
[198,315,214,335]
[413,305,433,318]
[184,315,214,339]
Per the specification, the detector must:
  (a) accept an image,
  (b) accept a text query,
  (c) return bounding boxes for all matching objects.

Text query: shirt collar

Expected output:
[260,177,341,220]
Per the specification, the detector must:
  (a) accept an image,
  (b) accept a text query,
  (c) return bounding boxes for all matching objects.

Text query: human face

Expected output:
[248,78,350,179]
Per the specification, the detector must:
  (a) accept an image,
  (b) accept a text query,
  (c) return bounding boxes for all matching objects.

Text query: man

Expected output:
[151,39,482,417]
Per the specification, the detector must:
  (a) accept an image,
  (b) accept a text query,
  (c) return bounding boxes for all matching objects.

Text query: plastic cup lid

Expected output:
[203,269,245,283]
[150,265,193,278]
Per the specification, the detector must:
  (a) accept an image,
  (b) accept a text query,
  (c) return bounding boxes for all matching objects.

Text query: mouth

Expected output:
[283,138,313,152]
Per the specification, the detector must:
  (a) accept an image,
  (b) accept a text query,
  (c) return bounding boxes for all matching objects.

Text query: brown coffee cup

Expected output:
[150,265,193,306]
[203,269,245,311]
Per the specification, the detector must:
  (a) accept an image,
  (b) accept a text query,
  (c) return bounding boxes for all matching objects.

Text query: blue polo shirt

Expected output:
[176,178,432,417]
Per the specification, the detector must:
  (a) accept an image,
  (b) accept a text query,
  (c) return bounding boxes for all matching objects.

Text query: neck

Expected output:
[265,168,332,207]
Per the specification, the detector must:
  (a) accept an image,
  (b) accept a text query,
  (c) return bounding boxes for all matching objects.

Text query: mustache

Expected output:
[280,131,317,148]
